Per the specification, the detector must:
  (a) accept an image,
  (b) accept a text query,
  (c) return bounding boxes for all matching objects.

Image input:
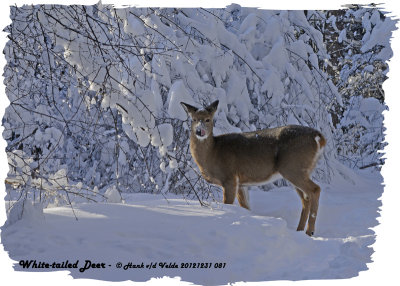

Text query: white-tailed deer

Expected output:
[181,100,326,236]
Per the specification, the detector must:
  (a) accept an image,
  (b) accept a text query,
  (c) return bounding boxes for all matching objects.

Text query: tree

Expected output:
[307,5,396,170]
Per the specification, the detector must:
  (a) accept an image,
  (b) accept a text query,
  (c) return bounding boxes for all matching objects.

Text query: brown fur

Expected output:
[181,100,326,236]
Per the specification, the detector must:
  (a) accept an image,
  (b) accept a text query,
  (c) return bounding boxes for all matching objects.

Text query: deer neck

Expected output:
[190,134,215,167]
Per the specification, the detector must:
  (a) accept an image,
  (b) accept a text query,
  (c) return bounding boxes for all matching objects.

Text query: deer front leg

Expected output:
[222,178,238,205]
[237,186,250,210]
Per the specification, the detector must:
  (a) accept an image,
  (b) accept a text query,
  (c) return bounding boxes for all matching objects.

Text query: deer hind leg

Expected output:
[306,181,321,236]
[293,179,321,236]
[295,188,310,231]
[281,170,321,236]
[237,186,250,210]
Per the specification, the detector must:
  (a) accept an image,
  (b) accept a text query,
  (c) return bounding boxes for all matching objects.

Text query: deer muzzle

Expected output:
[195,122,207,138]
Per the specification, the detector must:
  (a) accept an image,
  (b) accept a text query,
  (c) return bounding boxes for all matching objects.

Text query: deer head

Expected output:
[180,100,219,140]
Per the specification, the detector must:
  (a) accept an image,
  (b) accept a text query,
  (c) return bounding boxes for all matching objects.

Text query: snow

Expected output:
[104,186,122,203]
[262,36,288,70]
[5,199,44,227]
[338,28,347,43]
[224,71,251,121]
[290,40,308,60]
[151,55,171,88]
[167,80,195,120]
[361,16,397,53]
[123,14,145,37]
[2,170,383,284]
[261,70,284,106]
[150,123,174,148]
[130,125,150,147]
[169,158,178,169]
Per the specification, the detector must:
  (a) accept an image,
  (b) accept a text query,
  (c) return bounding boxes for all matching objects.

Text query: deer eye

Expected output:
[205,119,210,122]
[193,119,197,122]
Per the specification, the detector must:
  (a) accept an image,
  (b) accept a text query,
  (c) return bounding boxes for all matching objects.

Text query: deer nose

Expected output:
[195,127,206,137]
[195,122,206,137]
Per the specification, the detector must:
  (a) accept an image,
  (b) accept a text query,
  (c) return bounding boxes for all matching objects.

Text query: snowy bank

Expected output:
[1,170,382,285]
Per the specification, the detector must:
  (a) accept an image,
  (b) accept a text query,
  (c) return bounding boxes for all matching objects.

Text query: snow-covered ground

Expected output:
[1,169,383,285]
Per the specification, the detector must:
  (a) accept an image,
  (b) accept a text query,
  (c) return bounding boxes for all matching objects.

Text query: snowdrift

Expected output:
[2,170,382,285]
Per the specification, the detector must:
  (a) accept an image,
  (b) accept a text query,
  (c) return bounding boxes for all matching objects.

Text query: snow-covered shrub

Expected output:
[5,198,44,226]
[104,185,123,203]
[307,5,396,170]
[307,6,395,102]
[336,96,387,169]
[3,5,113,205]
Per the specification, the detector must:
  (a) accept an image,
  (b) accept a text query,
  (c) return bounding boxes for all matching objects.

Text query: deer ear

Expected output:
[205,100,219,114]
[180,102,198,117]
